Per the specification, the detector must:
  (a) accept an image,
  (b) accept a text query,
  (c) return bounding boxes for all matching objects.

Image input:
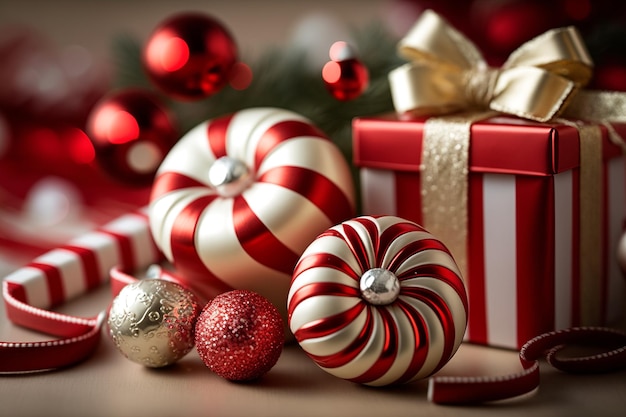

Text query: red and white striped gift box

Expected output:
[353,114,626,349]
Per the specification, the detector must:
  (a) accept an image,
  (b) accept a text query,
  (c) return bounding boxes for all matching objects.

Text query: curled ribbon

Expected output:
[389,9,593,122]
[429,326,626,404]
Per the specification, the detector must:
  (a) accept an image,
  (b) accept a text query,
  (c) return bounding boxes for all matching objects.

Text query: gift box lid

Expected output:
[353,114,625,176]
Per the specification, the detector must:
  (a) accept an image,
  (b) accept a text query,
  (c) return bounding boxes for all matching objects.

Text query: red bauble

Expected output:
[86,89,179,186]
[194,290,284,381]
[322,41,369,101]
[143,13,238,100]
[472,0,564,61]
[592,62,626,91]
[0,26,108,124]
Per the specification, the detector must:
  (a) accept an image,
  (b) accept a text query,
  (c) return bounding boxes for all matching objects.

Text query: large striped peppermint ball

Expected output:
[149,107,355,321]
[287,215,468,386]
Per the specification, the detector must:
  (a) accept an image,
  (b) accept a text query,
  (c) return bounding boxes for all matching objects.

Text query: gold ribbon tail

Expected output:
[578,125,603,325]
[421,112,495,280]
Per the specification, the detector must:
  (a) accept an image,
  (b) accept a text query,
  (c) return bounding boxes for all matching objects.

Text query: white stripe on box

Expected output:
[360,168,397,216]
[132,221,159,269]
[607,157,626,322]
[102,213,148,235]
[36,249,85,300]
[483,174,517,348]
[4,266,50,308]
[554,170,574,329]
[102,213,157,269]
[69,232,120,283]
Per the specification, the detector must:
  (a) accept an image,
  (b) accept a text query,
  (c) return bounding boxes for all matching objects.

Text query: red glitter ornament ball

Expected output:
[322,41,369,101]
[86,88,179,186]
[194,290,284,381]
[143,12,238,100]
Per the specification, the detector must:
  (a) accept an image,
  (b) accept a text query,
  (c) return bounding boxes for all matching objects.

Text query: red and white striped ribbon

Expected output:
[0,208,162,373]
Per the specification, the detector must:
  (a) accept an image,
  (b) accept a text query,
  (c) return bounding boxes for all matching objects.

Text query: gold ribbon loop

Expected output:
[398,9,485,71]
[390,9,594,122]
[502,26,592,77]
[490,66,576,121]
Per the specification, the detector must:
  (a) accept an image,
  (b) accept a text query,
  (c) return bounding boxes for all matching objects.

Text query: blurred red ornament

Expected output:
[471,0,564,63]
[228,62,253,91]
[64,127,96,165]
[143,13,238,100]
[0,26,108,124]
[322,41,369,101]
[562,0,592,21]
[194,290,284,381]
[86,89,179,186]
[592,62,626,91]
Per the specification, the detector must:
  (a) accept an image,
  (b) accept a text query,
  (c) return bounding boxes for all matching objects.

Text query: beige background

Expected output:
[0,0,408,67]
[1,1,626,416]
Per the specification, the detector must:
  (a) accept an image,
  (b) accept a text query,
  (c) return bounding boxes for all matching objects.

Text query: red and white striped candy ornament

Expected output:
[287,215,468,386]
[149,107,355,320]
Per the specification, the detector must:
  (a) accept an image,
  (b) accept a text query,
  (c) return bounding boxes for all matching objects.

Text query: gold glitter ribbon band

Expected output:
[561,90,626,324]
[578,125,603,325]
[566,90,626,152]
[422,112,495,278]
[567,90,626,123]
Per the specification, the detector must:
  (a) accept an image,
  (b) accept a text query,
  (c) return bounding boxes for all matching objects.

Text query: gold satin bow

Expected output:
[389,9,594,122]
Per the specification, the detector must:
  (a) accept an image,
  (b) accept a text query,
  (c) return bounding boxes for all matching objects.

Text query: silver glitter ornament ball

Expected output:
[107,279,201,367]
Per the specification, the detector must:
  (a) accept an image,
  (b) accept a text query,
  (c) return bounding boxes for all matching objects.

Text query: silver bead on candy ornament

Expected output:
[208,156,253,197]
[359,267,401,305]
[107,279,200,367]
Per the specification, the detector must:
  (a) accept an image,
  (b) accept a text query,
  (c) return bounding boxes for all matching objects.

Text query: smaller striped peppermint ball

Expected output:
[287,215,468,386]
